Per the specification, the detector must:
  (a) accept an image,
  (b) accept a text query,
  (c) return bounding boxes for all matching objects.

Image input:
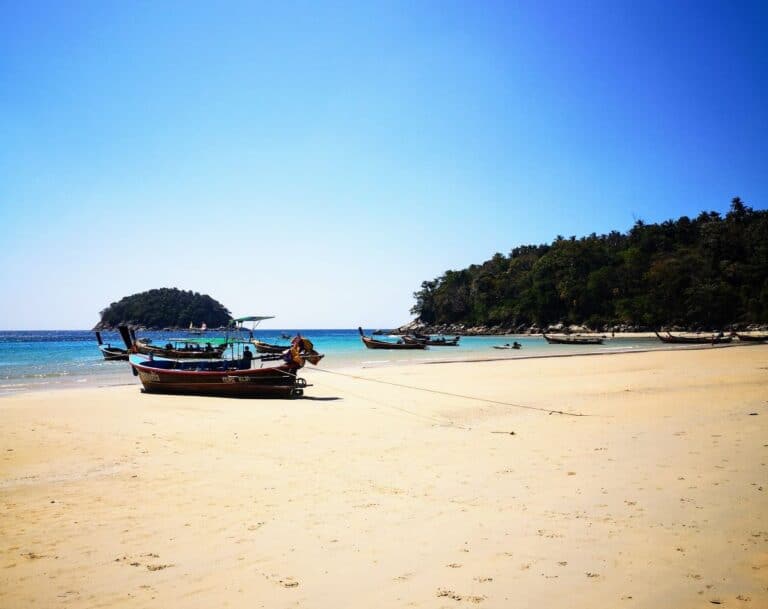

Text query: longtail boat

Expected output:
[232,315,292,354]
[128,336,323,398]
[492,342,521,350]
[735,333,768,343]
[358,327,427,350]
[654,331,732,345]
[252,339,291,354]
[543,333,604,345]
[134,338,228,359]
[402,335,460,346]
[95,331,129,361]
[118,325,228,359]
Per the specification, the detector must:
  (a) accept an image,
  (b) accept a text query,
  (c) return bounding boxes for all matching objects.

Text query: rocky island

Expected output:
[94,287,232,330]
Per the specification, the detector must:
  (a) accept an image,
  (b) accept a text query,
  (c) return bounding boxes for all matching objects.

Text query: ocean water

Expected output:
[0,329,677,395]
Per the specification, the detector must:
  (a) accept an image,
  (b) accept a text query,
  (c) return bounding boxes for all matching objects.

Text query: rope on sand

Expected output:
[309,366,589,418]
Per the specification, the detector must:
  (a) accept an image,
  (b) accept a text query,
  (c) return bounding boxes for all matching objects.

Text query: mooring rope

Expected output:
[308,366,588,417]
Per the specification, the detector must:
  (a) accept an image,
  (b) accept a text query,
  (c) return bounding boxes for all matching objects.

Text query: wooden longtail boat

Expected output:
[735,333,768,343]
[358,327,427,350]
[118,325,227,359]
[134,338,228,359]
[654,331,733,345]
[232,315,292,354]
[402,335,460,346]
[95,331,129,361]
[129,355,307,398]
[492,342,521,350]
[252,339,291,354]
[128,334,323,398]
[543,333,604,345]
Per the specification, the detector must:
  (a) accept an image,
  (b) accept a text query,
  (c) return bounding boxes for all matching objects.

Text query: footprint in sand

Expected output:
[279,577,299,588]
[436,589,485,603]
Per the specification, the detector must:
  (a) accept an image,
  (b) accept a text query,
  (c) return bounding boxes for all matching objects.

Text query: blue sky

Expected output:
[1,0,766,329]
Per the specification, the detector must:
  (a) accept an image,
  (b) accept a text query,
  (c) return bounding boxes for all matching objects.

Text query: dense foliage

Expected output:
[412,199,768,329]
[98,288,232,329]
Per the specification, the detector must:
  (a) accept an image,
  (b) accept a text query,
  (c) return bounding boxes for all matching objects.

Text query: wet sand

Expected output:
[1,345,767,608]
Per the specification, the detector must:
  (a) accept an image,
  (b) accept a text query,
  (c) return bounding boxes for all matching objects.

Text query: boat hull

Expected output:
[129,356,305,398]
[361,336,426,349]
[358,327,427,349]
[402,336,460,347]
[655,331,732,345]
[98,345,129,361]
[135,343,227,359]
[735,333,768,343]
[543,333,603,345]
[252,340,290,354]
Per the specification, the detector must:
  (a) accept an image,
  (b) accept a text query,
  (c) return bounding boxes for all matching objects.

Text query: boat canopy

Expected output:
[232,315,275,323]
[167,337,250,346]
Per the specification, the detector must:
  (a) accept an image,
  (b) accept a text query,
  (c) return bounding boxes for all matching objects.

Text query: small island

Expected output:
[94,287,232,330]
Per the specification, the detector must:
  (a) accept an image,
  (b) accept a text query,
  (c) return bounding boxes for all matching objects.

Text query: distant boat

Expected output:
[654,331,732,345]
[402,335,460,347]
[543,333,604,345]
[252,339,291,354]
[358,327,427,350]
[735,332,768,343]
[95,331,129,361]
[492,342,521,350]
[230,315,293,354]
[188,321,207,336]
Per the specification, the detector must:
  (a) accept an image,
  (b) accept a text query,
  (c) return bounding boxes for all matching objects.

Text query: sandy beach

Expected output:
[1,346,766,608]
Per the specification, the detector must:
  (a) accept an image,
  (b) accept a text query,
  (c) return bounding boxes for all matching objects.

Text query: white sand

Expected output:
[1,345,767,608]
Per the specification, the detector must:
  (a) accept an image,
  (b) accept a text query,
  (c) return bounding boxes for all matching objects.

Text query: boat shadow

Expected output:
[300,395,343,402]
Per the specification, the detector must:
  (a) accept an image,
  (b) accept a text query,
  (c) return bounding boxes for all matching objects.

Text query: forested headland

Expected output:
[411,198,767,332]
[95,288,232,330]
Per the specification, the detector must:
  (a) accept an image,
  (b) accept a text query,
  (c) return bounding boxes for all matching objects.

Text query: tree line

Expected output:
[97,288,232,329]
[411,198,767,330]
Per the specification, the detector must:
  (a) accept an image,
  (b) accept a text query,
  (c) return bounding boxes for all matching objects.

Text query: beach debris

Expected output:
[749,412,758,416]
[447,563,462,568]
[146,563,173,571]
[586,572,600,578]
[491,431,516,435]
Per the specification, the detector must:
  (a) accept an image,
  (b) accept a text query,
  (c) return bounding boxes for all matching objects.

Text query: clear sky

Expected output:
[1,0,766,329]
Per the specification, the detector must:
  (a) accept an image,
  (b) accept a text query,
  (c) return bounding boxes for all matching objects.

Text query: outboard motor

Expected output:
[95,331,103,346]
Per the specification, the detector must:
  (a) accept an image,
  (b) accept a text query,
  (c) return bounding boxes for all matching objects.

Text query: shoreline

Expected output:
[1,338,762,398]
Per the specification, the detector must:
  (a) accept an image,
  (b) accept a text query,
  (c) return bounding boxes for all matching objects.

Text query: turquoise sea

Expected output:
[0,329,690,396]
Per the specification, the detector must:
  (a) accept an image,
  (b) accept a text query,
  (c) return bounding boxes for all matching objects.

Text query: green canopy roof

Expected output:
[168,337,250,346]
[232,315,275,323]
